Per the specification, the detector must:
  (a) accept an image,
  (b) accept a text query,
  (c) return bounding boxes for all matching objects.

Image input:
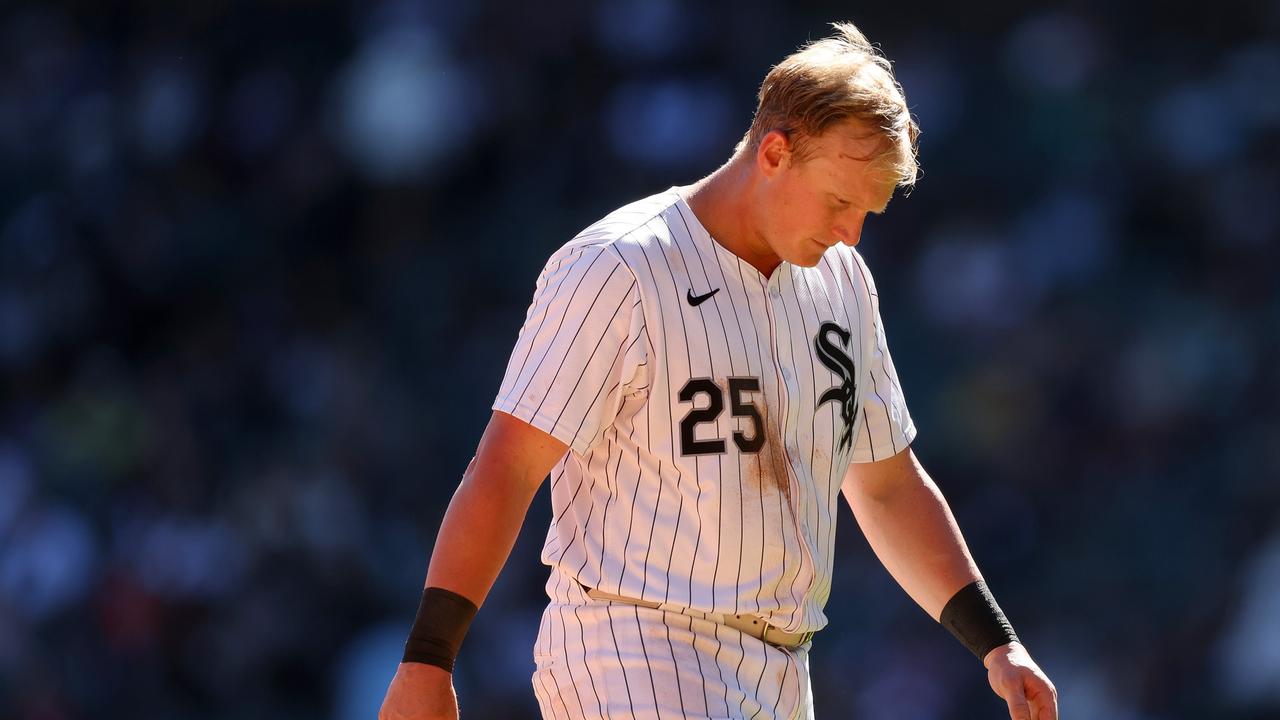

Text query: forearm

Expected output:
[845,451,980,620]
[420,410,567,606]
[423,458,544,606]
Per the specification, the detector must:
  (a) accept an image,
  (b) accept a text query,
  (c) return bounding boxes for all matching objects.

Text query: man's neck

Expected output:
[680,156,781,278]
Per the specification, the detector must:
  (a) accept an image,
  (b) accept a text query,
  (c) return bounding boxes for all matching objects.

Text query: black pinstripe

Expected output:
[663,214,720,607]
[681,613,712,717]
[535,666,565,720]
[530,265,626,417]
[786,266,828,628]
[835,249,908,459]
[755,267,799,616]
[552,575,590,718]
[596,434,622,579]
[631,234,676,601]
[734,256,777,616]
[641,218,702,606]
[547,281,639,437]
[772,273,816,617]
[660,618,688,718]
[506,249,610,407]
[708,238,761,618]
[572,604,605,714]
[675,203,743,615]
[802,261,846,611]
[503,248,591,406]
[633,606,661,718]
[604,606,636,716]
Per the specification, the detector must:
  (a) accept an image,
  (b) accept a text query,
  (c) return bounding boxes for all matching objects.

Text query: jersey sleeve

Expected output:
[850,267,917,463]
[493,244,648,455]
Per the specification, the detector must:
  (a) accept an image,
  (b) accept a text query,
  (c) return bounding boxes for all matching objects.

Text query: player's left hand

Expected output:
[983,641,1057,720]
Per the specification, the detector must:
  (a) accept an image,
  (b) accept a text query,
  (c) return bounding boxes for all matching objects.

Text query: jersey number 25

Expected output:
[677,377,765,456]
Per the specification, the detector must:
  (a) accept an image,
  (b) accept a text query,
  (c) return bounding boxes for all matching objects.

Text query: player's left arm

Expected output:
[841,447,1058,720]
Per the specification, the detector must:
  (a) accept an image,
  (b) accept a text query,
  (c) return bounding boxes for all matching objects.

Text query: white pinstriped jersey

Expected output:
[494,188,915,635]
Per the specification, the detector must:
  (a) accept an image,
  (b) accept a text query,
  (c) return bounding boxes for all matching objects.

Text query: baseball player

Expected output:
[380,21,1057,720]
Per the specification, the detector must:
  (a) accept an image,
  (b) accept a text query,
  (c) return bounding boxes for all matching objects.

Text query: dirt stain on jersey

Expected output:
[753,405,792,498]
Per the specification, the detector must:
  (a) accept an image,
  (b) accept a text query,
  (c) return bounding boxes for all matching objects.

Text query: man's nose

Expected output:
[836,214,865,246]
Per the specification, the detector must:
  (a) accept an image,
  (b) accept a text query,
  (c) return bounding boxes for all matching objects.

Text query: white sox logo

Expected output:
[815,321,857,452]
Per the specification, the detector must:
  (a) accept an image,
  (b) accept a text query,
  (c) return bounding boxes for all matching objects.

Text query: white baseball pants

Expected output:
[532,568,816,720]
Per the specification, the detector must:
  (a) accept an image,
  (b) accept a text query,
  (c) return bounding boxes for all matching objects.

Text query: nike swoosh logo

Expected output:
[687,288,720,307]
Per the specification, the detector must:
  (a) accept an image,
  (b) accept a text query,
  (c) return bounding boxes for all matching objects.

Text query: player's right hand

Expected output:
[378,662,459,720]
[983,642,1057,720]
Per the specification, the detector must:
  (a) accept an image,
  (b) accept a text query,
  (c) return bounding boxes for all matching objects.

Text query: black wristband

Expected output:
[402,587,479,673]
[939,580,1019,661]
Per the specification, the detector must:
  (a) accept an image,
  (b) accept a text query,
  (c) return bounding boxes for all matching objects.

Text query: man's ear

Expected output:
[756,129,792,178]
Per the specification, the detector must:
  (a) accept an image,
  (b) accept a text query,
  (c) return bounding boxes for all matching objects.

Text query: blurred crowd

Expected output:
[1,1,1277,718]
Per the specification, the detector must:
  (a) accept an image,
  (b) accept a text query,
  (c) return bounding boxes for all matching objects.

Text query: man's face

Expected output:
[754,121,900,267]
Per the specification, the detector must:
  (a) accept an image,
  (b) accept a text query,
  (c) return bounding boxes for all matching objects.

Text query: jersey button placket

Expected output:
[760,277,793,471]
[762,272,814,619]
[774,271,821,622]
[780,367,801,456]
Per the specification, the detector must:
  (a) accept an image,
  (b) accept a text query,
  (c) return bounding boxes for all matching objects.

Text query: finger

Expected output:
[999,677,1031,720]
[1029,678,1058,720]
[1027,681,1040,720]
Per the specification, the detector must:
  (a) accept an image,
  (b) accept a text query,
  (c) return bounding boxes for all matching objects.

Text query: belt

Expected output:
[583,587,814,649]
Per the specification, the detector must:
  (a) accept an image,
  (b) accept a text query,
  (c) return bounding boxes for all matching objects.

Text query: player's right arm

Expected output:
[378,409,568,720]
[383,239,645,719]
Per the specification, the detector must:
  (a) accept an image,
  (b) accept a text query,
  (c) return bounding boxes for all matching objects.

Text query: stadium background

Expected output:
[1,1,1277,718]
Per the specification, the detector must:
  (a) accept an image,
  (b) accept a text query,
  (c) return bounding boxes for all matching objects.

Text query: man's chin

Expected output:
[788,253,829,267]
[782,240,832,267]
[799,247,829,267]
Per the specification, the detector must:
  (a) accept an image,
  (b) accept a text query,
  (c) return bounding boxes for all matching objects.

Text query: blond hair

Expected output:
[738,22,920,187]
